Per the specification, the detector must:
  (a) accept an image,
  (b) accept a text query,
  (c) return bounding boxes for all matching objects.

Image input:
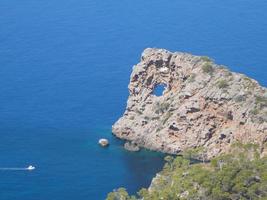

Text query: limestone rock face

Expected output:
[112,48,267,158]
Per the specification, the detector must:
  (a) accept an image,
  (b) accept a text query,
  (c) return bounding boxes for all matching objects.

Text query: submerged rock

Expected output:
[124,142,140,152]
[112,48,267,159]
[98,138,109,147]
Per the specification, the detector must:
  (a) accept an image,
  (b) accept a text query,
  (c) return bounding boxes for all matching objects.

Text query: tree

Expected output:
[107,143,267,200]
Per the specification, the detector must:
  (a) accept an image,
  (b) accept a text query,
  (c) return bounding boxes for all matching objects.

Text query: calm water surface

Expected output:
[0,0,267,199]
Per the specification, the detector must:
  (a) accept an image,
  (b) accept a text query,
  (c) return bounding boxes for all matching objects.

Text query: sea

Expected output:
[0,0,266,199]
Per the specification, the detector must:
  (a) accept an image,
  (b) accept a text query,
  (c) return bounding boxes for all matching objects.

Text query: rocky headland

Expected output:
[112,48,267,159]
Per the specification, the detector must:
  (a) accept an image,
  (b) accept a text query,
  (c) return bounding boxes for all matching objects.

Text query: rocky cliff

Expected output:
[112,48,267,158]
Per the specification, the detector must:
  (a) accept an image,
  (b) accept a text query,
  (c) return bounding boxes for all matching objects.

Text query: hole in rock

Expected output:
[153,84,166,96]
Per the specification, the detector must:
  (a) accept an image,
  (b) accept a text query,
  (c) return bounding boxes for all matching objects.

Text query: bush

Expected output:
[217,79,229,89]
[135,109,142,115]
[250,108,259,115]
[235,95,246,102]
[129,116,135,120]
[144,116,150,120]
[243,77,257,90]
[106,188,136,200]
[155,102,170,114]
[188,73,196,82]
[201,56,213,62]
[255,95,267,108]
[202,63,214,74]
[162,112,172,125]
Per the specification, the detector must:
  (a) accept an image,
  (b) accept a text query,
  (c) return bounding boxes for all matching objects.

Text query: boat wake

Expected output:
[0,165,35,171]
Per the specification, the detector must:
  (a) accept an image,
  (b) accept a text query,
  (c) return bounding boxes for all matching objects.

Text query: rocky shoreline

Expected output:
[112,48,267,159]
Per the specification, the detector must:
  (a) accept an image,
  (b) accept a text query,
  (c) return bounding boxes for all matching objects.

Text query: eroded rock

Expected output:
[99,138,109,147]
[112,48,267,159]
[124,142,140,152]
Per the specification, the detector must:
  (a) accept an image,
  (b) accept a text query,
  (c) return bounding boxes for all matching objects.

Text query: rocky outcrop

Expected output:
[112,48,267,158]
[124,142,140,152]
[99,138,109,147]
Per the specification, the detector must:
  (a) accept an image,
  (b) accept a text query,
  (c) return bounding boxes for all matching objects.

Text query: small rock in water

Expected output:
[99,138,109,147]
[124,141,140,152]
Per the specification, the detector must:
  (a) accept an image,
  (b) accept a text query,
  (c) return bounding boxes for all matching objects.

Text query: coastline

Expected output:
[112,48,267,159]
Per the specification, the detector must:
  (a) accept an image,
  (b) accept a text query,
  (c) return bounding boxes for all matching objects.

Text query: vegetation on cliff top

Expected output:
[106,143,267,200]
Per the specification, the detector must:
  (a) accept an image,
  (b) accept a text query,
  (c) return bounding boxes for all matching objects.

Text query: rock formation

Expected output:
[99,138,109,147]
[124,141,140,152]
[112,48,267,158]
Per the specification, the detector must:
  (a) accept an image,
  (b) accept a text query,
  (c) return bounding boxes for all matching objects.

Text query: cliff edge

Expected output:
[112,48,267,158]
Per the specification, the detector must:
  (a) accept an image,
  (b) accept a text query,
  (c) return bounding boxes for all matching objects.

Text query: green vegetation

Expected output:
[243,77,258,90]
[218,65,229,70]
[155,102,170,114]
[135,109,143,115]
[151,116,160,120]
[156,126,163,132]
[129,116,135,120]
[250,108,260,115]
[144,116,150,121]
[162,112,173,125]
[106,143,267,200]
[182,146,206,163]
[106,188,137,200]
[200,55,214,75]
[249,95,267,123]
[234,95,246,103]
[255,95,267,109]
[188,73,196,83]
[243,77,251,82]
[201,56,213,63]
[202,63,214,74]
[217,79,229,89]
[223,70,232,77]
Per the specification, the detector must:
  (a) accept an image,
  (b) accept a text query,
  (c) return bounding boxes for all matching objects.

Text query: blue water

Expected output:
[0,0,267,199]
[153,84,166,96]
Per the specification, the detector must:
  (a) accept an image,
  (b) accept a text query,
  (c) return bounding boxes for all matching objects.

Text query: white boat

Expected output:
[27,165,35,170]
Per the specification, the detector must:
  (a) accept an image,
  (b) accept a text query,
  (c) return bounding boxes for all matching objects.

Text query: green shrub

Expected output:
[235,95,246,102]
[255,95,267,108]
[218,65,228,70]
[243,77,257,90]
[144,116,150,120]
[243,77,252,82]
[155,102,170,114]
[201,56,213,62]
[156,127,163,132]
[224,70,232,77]
[188,73,196,82]
[162,112,172,125]
[106,188,136,200]
[250,108,259,115]
[202,63,214,74]
[129,116,135,120]
[151,116,160,120]
[135,109,142,115]
[217,79,229,89]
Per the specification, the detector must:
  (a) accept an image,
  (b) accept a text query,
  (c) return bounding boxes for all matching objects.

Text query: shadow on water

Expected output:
[90,128,166,196]
[124,150,165,191]
[111,136,166,194]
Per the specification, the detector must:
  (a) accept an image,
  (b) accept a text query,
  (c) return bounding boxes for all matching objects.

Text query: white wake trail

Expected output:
[0,168,29,171]
[0,165,36,171]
